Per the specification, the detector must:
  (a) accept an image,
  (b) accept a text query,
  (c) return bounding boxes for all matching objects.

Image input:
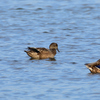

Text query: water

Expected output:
[0,0,100,100]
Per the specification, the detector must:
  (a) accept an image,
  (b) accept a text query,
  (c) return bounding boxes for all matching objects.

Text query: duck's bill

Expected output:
[57,48,60,52]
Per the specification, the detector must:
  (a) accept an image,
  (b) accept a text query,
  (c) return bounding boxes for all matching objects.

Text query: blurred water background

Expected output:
[0,0,100,100]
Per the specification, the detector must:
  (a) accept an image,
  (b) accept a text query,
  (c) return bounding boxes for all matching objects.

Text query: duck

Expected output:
[24,43,60,59]
[85,59,100,73]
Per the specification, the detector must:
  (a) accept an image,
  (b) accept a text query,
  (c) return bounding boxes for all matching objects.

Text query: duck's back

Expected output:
[37,48,55,59]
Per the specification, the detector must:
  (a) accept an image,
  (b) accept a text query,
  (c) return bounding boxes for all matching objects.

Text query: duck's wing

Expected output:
[36,48,49,53]
[28,47,40,53]
[96,65,100,69]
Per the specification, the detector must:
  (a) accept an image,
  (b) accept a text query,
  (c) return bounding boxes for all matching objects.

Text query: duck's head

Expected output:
[49,43,60,52]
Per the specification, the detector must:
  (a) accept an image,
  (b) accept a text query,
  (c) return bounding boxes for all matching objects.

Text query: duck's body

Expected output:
[24,43,59,59]
[85,59,100,73]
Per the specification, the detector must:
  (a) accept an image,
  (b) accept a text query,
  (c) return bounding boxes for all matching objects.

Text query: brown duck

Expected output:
[24,43,60,59]
[85,59,100,73]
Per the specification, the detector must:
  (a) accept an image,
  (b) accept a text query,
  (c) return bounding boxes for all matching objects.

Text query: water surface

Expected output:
[0,0,100,100]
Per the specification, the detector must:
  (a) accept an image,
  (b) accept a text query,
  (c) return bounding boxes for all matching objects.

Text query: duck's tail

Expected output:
[24,50,28,53]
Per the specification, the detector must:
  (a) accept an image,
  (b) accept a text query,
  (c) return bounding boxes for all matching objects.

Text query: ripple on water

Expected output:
[0,0,100,100]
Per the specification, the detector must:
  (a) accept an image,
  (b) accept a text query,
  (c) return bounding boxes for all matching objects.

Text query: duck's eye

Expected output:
[56,44,58,46]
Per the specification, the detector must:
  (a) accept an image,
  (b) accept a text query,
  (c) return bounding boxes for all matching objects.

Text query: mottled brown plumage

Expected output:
[85,59,100,73]
[24,43,59,59]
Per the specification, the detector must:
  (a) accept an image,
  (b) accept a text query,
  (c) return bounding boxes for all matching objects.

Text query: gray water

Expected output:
[0,0,100,100]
